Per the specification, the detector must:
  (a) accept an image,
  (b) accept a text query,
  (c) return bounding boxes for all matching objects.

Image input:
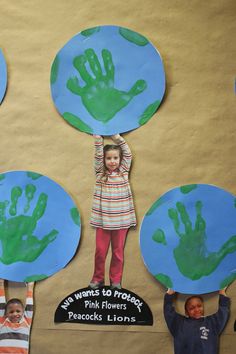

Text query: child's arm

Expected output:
[0,279,6,323]
[93,135,104,174]
[166,288,175,295]
[163,289,182,336]
[209,287,230,334]
[24,282,34,326]
[111,134,132,172]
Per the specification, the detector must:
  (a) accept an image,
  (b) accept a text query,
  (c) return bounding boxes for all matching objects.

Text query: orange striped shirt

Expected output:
[0,288,33,354]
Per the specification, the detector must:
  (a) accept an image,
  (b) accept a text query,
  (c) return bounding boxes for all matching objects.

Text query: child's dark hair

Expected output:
[5,298,24,312]
[184,295,204,313]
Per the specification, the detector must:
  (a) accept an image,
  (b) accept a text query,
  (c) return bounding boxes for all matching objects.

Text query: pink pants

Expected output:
[92,228,128,284]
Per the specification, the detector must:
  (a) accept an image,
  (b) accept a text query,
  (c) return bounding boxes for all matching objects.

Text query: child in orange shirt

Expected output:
[0,279,34,354]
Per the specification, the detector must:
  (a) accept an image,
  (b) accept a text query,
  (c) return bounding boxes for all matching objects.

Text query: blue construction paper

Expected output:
[0,171,81,282]
[140,184,236,294]
[0,49,7,104]
[50,25,165,135]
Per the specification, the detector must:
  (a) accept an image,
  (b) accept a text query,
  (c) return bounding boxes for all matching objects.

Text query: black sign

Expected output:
[55,286,153,326]
[234,320,236,332]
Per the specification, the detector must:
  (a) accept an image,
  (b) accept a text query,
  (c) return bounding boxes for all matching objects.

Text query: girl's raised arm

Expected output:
[111,134,132,172]
[93,135,104,174]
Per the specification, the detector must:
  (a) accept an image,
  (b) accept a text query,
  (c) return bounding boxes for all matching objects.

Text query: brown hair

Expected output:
[103,144,123,163]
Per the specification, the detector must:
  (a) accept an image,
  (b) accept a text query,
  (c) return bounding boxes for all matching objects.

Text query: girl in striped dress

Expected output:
[90,134,136,290]
[0,279,34,354]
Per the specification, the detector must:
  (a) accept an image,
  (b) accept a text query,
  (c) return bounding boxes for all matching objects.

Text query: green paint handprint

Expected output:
[168,201,236,280]
[0,185,58,264]
[67,48,147,123]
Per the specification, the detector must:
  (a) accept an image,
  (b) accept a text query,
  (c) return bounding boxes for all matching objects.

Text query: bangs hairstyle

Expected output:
[184,295,204,313]
[5,298,24,312]
[99,144,123,182]
[103,144,123,163]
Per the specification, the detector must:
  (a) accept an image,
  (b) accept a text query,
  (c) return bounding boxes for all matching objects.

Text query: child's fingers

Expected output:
[219,286,227,295]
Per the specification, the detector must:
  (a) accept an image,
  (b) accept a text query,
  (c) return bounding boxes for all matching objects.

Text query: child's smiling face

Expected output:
[105,150,120,171]
[6,303,24,323]
[185,297,204,319]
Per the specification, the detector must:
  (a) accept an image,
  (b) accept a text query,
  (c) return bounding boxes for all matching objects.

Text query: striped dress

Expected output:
[90,136,136,230]
[0,288,33,354]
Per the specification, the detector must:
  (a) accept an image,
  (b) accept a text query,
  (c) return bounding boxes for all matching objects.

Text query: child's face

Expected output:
[105,150,120,171]
[185,297,204,319]
[6,303,24,323]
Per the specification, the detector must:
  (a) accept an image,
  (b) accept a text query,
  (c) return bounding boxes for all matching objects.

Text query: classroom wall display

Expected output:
[55,286,153,325]
[50,25,165,135]
[140,184,236,294]
[0,171,81,282]
[0,49,7,104]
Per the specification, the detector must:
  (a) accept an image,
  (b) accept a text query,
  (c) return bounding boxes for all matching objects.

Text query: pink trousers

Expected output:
[92,228,128,284]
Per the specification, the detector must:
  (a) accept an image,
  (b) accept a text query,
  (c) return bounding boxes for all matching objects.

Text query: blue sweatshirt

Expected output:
[164,293,230,354]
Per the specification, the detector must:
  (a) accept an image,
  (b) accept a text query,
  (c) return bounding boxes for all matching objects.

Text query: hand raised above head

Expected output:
[219,287,227,296]
[26,282,35,291]
[111,134,121,140]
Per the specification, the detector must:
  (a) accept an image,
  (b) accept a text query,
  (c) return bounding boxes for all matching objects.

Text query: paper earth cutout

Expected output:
[50,25,165,135]
[0,171,81,282]
[140,184,236,294]
[0,49,7,104]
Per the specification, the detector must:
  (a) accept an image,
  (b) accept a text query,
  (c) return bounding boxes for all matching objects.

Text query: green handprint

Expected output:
[67,48,147,123]
[0,185,58,264]
[168,201,236,280]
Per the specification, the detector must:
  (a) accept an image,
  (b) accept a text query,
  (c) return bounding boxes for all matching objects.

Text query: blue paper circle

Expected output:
[0,171,81,282]
[140,184,236,294]
[50,25,165,135]
[0,49,7,104]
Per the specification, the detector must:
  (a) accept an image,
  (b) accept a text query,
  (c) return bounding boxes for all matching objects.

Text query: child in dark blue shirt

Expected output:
[164,288,230,354]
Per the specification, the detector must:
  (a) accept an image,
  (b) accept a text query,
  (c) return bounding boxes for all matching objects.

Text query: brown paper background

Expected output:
[0,0,235,353]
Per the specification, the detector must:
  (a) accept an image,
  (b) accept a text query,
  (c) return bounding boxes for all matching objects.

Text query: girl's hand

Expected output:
[167,288,175,295]
[111,134,122,143]
[26,282,35,291]
[111,134,121,140]
[93,135,102,139]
